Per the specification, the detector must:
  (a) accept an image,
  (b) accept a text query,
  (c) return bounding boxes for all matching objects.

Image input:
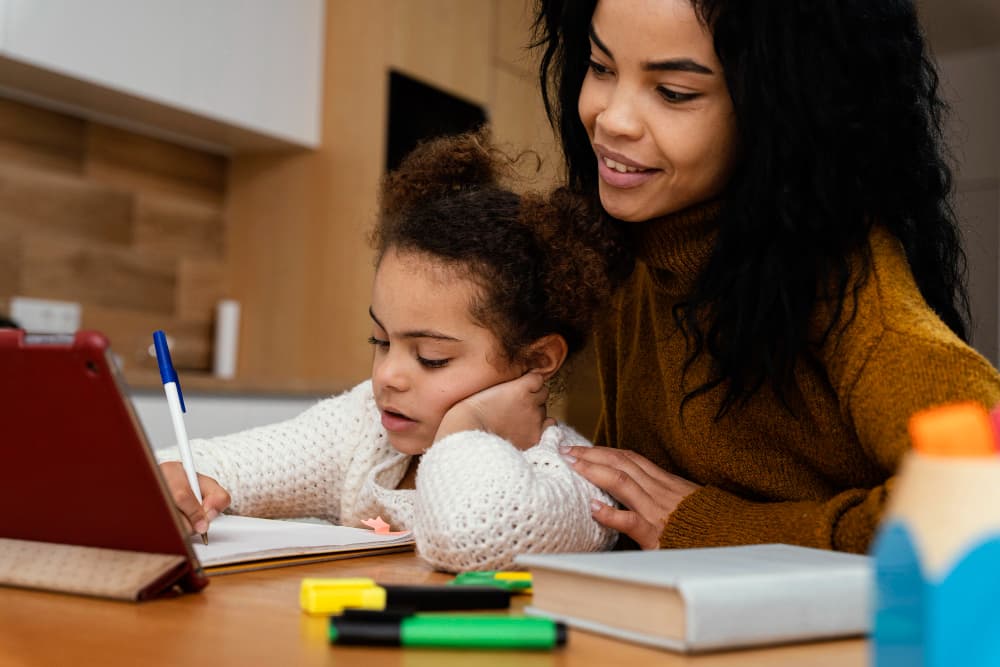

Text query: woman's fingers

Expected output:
[561,446,703,548]
[563,446,662,500]
[589,499,662,550]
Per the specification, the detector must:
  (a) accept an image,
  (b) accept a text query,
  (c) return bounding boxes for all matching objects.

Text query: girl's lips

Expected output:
[597,156,660,188]
[381,409,417,432]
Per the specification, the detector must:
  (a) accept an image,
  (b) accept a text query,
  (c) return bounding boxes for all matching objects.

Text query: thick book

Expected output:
[515,544,871,653]
[191,515,415,573]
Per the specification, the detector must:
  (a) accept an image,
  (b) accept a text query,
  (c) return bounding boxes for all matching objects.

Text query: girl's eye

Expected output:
[367,336,388,349]
[588,59,613,77]
[657,87,699,103]
[418,356,450,369]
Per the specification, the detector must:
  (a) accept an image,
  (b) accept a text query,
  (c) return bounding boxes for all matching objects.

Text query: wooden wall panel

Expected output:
[0,98,228,385]
[0,233,20,296]
[0,163,133,245]
[85,125,226,206]
[0,98,85,174]
[176,258,225,322]
[387,0,492,105]
[134,195,225,259]
[494,0,536,74]
[490,66,561,188]
[81,304,211,372]
[20,236,177,314]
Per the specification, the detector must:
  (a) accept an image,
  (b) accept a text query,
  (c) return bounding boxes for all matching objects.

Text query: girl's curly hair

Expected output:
[534,0,969,416]
[372,128,631,371]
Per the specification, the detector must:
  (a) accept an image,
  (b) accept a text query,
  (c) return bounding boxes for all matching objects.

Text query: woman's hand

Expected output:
[159,462,231,536]
[559,446,701,549]
[434,372,553,450]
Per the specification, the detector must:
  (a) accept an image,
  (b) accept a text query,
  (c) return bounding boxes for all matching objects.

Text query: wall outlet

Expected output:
[10,297,82,334]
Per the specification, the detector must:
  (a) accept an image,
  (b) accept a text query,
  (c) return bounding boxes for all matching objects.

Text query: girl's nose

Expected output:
[373,353,409,393]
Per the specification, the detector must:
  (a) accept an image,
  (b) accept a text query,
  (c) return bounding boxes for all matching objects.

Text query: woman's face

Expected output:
[578,0,738,222]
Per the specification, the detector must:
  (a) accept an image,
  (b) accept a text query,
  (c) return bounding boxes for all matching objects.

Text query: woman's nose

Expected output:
[596,85,643,140]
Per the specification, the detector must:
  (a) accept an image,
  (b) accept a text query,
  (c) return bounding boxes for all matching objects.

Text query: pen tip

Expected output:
[201,533,209,546]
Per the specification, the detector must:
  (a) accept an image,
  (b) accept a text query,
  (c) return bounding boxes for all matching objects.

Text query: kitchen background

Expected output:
[0,0,998,447]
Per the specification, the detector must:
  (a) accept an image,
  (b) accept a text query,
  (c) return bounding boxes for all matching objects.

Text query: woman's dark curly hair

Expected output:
[534,0,970,415]
[372,128,628,374]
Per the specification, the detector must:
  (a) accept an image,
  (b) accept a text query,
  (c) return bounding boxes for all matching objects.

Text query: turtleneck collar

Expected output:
[629,200,722,296]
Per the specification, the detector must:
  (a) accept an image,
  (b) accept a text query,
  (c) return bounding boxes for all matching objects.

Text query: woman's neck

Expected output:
[629,200,722,294]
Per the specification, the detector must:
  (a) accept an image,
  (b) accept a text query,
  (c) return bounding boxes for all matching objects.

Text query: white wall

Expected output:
[129,390,322,450]
[937,46,1000,365]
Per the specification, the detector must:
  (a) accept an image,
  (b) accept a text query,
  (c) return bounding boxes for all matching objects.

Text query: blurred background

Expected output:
[0,0,997,447]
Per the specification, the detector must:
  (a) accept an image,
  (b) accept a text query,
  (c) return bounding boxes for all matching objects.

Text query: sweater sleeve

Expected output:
[413,424,618,572]
[661,328,1000,553]
[155,381,376,522]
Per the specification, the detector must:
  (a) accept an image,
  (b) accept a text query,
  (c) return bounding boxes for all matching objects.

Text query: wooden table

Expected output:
[0,552,867,666]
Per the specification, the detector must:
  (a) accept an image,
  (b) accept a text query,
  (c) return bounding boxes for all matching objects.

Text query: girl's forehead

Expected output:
[372,248,487,329]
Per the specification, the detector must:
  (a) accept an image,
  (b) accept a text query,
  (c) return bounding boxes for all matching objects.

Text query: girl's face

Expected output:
[578,0,738,222]
[369,249,521,456]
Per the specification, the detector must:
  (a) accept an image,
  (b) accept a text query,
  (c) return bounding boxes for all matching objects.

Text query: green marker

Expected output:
[450,571,533,592]
[329,610,566,650]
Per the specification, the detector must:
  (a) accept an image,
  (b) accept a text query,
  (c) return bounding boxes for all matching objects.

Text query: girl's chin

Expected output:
[387,434,430,457]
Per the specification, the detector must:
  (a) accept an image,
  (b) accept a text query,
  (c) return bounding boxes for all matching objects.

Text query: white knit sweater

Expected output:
[156,380,617,571]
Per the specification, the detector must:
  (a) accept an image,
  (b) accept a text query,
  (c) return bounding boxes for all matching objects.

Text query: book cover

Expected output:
[515,544,871,653]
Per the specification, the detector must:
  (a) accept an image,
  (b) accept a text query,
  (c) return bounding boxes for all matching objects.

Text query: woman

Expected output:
[495,0,1000,553]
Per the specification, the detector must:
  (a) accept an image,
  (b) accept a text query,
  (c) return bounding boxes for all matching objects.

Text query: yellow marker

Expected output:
[908,402,996,457]
[299,577,513,615]
[300,578,385,615]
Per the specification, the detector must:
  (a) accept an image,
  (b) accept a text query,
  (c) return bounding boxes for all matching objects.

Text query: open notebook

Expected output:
[192,515,414,574]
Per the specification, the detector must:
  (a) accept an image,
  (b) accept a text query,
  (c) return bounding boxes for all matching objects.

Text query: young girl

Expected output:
[461,0,1000,553]
[158,130,620,571]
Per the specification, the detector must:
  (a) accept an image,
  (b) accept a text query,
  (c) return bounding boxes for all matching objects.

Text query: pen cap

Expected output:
[152,331,178,385]
[300,578,385,615]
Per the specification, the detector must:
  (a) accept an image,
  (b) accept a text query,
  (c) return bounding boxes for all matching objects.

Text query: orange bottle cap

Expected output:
[908,402,996,457]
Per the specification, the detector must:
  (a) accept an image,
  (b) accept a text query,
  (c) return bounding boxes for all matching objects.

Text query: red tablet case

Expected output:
[0,329,208,600]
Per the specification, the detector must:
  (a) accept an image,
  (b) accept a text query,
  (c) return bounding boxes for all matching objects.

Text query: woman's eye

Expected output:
[367,336,389,349]
[418,356,450,369]
[588,59,612,77]
[657,87,699,103]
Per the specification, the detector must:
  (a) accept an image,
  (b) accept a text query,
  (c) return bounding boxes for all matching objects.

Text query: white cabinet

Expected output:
[0,0,325,152]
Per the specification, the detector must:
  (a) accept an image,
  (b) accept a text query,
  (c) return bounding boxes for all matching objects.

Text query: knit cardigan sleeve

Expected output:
[413,423,618,572]
[155,381,376,523]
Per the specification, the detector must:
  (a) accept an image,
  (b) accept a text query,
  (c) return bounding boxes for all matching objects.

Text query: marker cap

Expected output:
[300,578,385,615]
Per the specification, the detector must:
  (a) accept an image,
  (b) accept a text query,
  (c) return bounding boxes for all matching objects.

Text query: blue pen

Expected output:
[153,330,208,545]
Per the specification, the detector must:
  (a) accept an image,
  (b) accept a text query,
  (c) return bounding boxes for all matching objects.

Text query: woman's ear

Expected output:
[526,334,569,380]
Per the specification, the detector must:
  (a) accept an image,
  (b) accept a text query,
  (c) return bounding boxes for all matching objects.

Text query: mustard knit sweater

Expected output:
[592,204,1000,553]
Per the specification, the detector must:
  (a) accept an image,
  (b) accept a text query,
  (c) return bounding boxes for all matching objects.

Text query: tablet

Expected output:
[0,329,207,596]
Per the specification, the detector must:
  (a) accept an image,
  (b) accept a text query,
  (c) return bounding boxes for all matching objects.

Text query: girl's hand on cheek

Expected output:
[558,446,701,549]
[434,372,552,450]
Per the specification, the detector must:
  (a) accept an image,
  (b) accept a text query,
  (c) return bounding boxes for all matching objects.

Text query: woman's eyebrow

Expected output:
[589,24,714,75]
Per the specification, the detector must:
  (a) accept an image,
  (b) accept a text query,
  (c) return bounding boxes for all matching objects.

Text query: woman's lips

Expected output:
[381,409,417,432]
[593,147,659,189]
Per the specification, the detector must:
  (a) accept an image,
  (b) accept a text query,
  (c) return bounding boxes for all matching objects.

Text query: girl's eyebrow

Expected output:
[588,24,715,75]
[368,307,462,342]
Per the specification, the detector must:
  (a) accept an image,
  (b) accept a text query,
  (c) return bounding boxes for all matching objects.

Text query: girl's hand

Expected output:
[434,372,553,450]
[159,462,231,536]
[559,446,701,549]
